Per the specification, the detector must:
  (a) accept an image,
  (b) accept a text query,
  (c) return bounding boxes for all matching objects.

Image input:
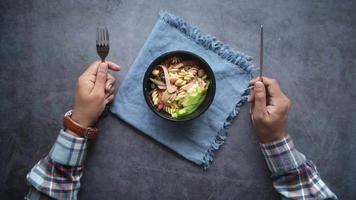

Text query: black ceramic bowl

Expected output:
[143,50,216,121]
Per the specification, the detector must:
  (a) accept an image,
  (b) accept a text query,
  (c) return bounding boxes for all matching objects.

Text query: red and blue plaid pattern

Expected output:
[26,130,87,200]
[25,131,337,199]
[260,135,337,199]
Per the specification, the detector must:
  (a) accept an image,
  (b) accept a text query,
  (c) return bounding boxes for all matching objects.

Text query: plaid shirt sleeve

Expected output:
[260,135,338,200]
[25,129,88,200]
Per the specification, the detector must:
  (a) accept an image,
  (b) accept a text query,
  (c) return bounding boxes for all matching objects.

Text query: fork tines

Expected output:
[96,27,110,62]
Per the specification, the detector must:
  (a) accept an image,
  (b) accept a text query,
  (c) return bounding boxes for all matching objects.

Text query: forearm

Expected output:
[24,61,118,199]
[25,130,87,200]
[260,135,337,200]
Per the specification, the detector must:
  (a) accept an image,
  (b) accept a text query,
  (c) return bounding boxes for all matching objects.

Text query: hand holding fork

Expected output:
[70,27,120,127]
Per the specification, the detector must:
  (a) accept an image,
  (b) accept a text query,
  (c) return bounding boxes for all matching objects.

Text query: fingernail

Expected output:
[255,81,264,91]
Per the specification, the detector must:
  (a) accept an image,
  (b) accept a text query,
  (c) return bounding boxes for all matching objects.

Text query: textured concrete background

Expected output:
[1,0,355,199]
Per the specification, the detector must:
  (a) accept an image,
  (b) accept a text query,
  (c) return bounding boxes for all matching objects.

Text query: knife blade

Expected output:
[247,25,264,91]
[259,25,263,81]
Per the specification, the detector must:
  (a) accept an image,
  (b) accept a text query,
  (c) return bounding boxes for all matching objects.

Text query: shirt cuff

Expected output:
[259,135,306,174]
[49,129,88,166]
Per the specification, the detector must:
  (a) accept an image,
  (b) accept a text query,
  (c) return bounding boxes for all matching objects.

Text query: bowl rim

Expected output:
[143,50,216,122]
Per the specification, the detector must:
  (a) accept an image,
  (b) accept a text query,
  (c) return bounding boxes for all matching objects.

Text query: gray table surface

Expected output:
[1,0,355,199]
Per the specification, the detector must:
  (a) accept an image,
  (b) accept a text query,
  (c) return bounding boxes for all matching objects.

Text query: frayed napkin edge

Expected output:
[159,10,255,74]
[202,90,249,169]
[159,10,255,168]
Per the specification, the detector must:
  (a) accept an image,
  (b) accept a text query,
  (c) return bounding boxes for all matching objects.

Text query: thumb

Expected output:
[93,62,108,94]
[253,81,267,114]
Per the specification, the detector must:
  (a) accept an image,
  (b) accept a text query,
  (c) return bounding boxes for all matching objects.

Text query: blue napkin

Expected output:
[111,11,256,168]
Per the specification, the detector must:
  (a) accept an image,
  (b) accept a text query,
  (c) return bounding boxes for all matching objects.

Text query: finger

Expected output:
[249,76,263,84]
[105,86,115,98]
[247,83,257,103]
[250,76,268,84]
[106,83,112,93]
[106,61,121,71]
[248,87,255,116]
[247,85,255,103]
[105,92,110,99]
[84,60,101,75]
[84,60,121,75]
[247,95,252,103]
[250,76,283,98]
[253,81,267,114]
[250,76,272,84]
[262,77,283,98]
[105,94,115,104]
[108,85,115,94]
[92,62,108,95]
[105,73,116,91]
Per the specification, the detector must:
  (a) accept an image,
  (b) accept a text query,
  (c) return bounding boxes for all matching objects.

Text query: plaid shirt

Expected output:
[26,130,87,200]
[26,131,337,200]
[260,135,337,200]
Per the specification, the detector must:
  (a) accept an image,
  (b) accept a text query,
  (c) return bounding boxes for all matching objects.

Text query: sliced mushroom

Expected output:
[198,69,205,77]
[172,60,198,69]
[198,78,207,88]
[172,63,184,69]
[161,91,177,105]
[180,80,197,91]
[149,78,165,86]
[157,85,167,90]
[170,57,182,64]
[152,69,160,76]
[161,90,172,103]
[159,65,177,93]
[188,67,198,75]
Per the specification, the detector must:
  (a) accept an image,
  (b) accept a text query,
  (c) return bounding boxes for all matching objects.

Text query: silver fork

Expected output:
[96,27,111,115]
[96,27,110,62]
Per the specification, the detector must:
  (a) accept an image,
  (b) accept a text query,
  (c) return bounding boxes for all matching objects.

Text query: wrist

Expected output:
[63,110,99,139]
[258,131,286,144]
[71,111,92,127]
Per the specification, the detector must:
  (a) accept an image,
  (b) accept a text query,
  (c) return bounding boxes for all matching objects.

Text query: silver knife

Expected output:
[248,25,264,91]
[259,25,263,81]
